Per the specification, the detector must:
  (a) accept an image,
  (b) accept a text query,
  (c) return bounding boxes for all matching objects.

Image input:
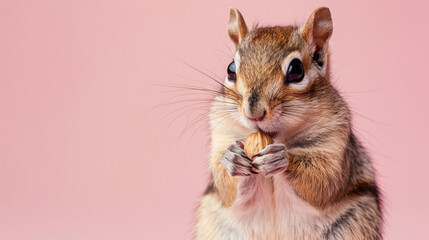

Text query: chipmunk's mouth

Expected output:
[258,128,278,138]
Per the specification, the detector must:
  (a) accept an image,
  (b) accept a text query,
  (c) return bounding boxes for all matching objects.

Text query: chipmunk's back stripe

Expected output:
[348,181,381,212]
[323,207,355,239]
[349,181,379,198]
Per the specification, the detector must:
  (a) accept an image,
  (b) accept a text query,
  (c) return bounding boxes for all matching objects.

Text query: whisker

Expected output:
[176,58,242,100]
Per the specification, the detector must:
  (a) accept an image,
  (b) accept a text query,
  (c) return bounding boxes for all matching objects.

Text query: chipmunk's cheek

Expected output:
[282,118,301,129]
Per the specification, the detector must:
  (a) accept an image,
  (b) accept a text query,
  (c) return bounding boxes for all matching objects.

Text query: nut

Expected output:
[244,131,273,160]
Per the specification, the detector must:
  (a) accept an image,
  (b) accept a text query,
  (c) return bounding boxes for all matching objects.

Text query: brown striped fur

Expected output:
[195,7,382,240]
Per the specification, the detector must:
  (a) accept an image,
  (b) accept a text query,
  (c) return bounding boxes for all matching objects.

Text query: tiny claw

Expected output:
[252,153,261,158]
[250,169,258,174]
[251,165,260,172]
[251,162,260,169]
[236,141,244,149]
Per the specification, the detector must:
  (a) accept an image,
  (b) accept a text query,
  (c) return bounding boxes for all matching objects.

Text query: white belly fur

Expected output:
[213,174,331,240]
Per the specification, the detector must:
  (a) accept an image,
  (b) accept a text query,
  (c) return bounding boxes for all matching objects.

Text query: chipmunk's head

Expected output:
[222,7,339,140]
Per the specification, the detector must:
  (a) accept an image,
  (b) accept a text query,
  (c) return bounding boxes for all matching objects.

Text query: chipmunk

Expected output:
[194,7,382,240]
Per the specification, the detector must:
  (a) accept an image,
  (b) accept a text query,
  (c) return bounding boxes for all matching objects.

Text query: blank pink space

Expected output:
[0,0,428,239]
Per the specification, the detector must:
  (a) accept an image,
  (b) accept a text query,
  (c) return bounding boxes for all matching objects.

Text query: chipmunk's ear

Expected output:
[228,7,248,47]
[301,7,333,68]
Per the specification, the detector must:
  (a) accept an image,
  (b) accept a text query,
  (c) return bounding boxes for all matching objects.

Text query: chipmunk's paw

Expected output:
[252,143,288,177]
[221,141,258,177]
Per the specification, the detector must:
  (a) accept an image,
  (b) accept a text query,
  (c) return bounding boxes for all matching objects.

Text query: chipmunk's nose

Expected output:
[243,92,266,121]
[244,109,266,121]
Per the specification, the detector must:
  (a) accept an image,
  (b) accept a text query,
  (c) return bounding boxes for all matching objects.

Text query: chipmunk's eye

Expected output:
[285,58,304,84]
[227,61,236,82]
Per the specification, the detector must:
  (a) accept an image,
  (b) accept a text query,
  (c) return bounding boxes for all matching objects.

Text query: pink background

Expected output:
[0,0,428,239]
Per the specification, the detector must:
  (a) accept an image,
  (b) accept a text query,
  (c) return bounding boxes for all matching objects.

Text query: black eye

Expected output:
[227,61,236,82]
[285,58,304,83]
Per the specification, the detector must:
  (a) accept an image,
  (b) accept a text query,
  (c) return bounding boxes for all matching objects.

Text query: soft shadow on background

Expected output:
[0,0,428,239]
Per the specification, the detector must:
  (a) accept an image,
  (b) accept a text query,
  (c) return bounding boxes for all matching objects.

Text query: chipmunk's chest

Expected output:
[222,175,325,239]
